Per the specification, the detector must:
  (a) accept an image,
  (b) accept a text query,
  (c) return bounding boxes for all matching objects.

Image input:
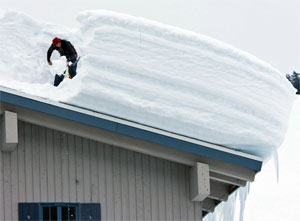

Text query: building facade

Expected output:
[0,87,263,220]
[0,121,203,220]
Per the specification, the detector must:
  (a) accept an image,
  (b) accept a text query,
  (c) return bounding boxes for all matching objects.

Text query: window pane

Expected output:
[69,207,76,221]
[43,207,50,221]
[62,207,68,221]
[50,207,58,221]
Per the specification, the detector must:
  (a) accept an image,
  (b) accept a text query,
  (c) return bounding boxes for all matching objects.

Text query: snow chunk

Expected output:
[0,9,295,160]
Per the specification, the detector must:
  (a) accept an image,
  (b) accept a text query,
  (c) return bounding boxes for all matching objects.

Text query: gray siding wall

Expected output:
[0,121,202,220]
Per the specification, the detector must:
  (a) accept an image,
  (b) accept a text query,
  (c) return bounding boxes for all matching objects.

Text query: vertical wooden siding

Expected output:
[0,121,202,220]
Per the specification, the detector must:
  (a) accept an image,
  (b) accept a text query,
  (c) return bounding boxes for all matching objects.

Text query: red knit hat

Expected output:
[52,37,61,45]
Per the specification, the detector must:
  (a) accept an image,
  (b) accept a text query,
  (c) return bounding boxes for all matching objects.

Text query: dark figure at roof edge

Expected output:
[286,71,300,95]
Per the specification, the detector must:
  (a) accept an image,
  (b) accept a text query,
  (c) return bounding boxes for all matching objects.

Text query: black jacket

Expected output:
[47,39,77,62]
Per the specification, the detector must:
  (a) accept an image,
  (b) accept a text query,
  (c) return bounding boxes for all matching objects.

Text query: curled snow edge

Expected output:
[0,9,296,161]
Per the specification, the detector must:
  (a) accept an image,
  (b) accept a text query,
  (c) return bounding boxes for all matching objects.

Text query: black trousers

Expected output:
[67,56,77,78]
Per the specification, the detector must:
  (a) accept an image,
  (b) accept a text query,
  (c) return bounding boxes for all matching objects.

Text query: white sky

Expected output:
[243,97,300,221]
[1,0,300,220]
[1,0,300,74]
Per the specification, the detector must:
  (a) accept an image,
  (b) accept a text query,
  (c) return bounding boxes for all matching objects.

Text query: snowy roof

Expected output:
[0,86,262,171]
[0,9,295,161]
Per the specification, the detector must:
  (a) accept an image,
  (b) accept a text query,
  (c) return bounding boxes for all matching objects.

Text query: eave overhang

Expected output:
[0,87,262,172]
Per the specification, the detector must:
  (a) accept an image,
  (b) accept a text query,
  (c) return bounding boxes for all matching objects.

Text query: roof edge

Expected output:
[0,87,263,171]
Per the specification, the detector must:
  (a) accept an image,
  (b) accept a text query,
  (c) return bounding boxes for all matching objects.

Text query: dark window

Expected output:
[62,207,68,221]
[40,204,77,221]
[42,206,59,221]
[43,207,50,221]
[19,203,100,221]
[50,206,58,221]
[69,207,76,221]
[62,206,76,221]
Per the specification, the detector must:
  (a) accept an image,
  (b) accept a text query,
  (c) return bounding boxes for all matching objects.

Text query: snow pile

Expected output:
[0,9,295,159]
[0,10,81,99]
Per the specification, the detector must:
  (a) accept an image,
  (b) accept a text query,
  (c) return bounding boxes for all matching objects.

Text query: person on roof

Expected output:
[47,37,78,78]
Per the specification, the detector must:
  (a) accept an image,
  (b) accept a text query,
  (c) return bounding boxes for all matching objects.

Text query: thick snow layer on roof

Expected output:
[0,10,295,159]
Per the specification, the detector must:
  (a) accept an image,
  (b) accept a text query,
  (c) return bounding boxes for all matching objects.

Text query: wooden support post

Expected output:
[1,111,18,151]
[190,162,210,201]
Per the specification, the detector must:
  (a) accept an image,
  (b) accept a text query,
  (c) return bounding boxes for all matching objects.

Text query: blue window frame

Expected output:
[19,203,101,221]
[39,203,79,221]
